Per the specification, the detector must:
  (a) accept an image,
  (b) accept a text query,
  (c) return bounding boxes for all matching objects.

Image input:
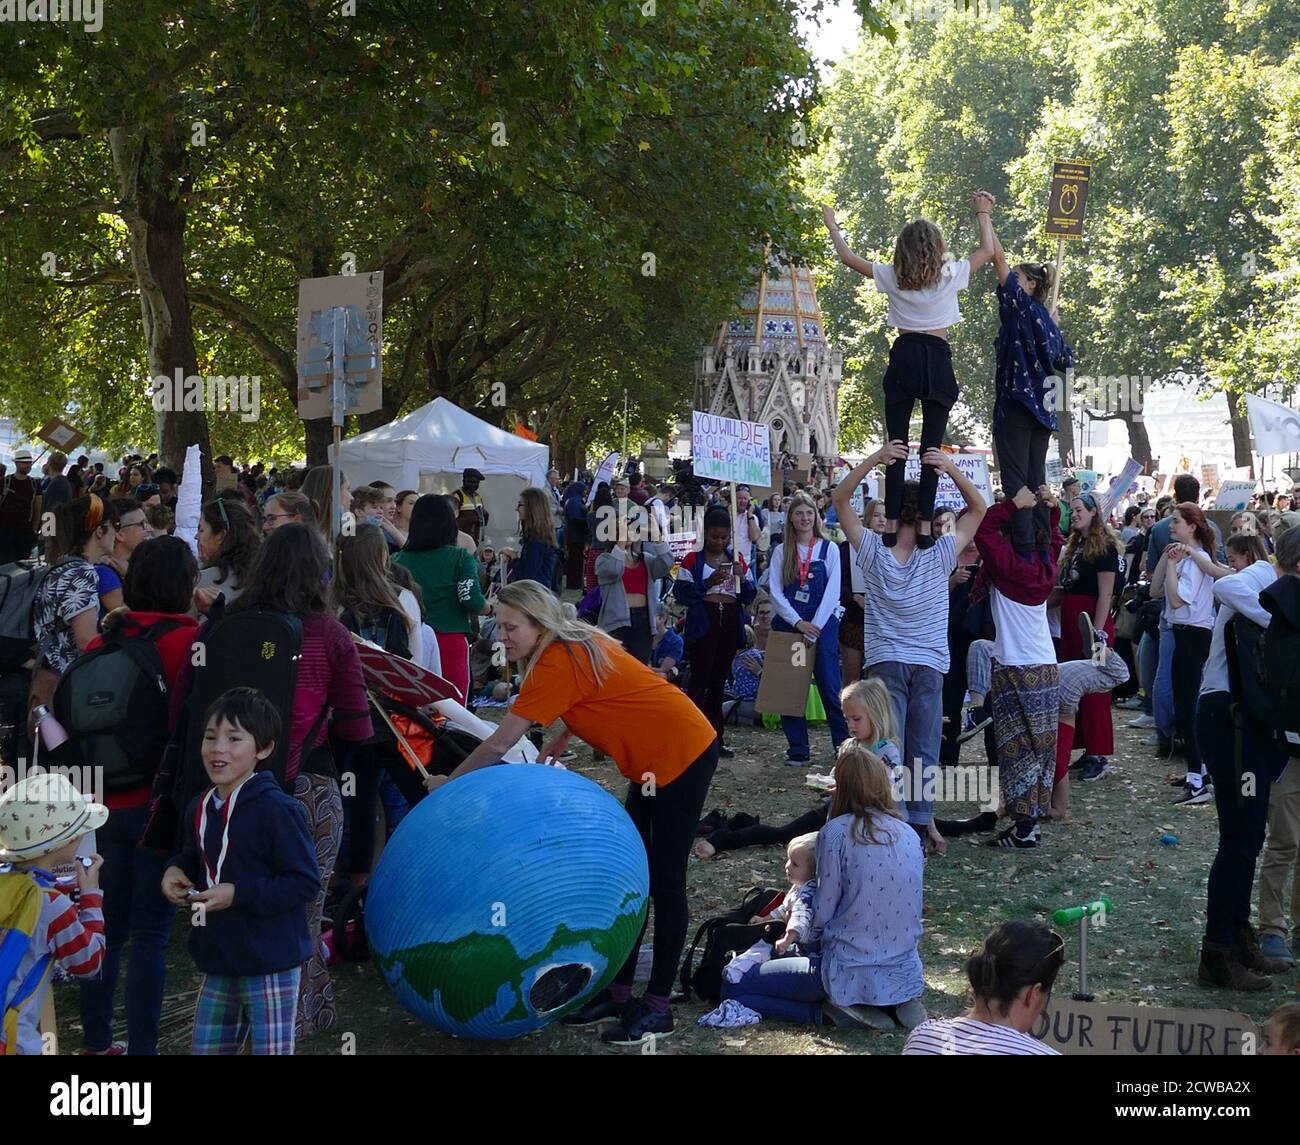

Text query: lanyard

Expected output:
[796,543,814,588]
[194,777,250,889]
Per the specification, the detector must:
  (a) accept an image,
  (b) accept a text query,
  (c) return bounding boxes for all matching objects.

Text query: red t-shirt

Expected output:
[86,611,200,810]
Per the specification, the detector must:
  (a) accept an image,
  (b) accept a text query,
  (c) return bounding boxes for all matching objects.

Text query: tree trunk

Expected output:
[110,126,212,485]
[1224,390,1254,470]
[304,418,333,468]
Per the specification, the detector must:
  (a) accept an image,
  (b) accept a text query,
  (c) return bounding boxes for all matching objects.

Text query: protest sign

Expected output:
[1245,393,1300,456]
[296,273,383,420]
[691,412,772,486]
[1033,999,1258,1056]
[1073,469,1100,496]
[1044,159,1092,240]
[756,631,814,718]
[902,454,991,510]
[1214,480,1257,511]
[666,531,698,562]
[1099,458,1142,513]
[35,417,86,453]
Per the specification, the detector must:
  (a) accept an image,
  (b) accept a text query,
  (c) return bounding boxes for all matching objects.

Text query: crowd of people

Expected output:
[2,185,1299,1056]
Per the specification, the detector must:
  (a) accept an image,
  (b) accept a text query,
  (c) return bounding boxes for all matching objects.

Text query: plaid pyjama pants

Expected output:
[191,968,302,1055]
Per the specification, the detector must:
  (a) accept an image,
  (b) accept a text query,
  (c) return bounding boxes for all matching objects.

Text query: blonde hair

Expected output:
[781,491,829,589]
[894,219,948,291]
[840,677,898,745]
[828,740,902,845]
[517,486,555,546]
[1268,1002,1300,1053]
[787,832,819,872]
[496,580,620,686]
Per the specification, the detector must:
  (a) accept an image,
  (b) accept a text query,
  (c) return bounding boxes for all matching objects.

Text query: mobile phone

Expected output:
[185,888,201,898]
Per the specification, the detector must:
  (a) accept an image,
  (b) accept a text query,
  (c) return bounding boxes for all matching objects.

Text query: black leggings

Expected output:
[612,606,653,665]
[1171,623,1212,776]
[615,744,719,997]
[995,401,1053,553]
[884,395,948,522]
[705,802,829,853]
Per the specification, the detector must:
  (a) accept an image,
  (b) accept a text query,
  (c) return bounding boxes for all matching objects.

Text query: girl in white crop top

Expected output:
[822,196,998,546]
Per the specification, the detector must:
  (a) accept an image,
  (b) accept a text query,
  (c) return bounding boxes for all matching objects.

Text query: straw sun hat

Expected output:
[0,772,108,864]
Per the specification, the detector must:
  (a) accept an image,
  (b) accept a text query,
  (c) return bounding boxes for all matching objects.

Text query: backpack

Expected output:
[52,618,185,793]
[0,869,51,1056]
[176,608,326,803]
[0,562,48,674]
[678,885,786,1004]
[1258,581,1300,756]
[340,605,411,662]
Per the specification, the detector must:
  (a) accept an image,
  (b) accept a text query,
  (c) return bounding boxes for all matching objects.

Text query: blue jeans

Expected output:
[78,804,177,1054]
[721,955,825,1024]
[776,617,849,760]
[1138,630,1157,716]
[869,660,943,826]
[1155,617,1175,739]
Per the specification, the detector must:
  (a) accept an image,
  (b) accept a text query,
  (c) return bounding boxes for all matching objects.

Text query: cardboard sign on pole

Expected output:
[1215,480,1257,511]
[35,417,87,454]
[755,631,815,718]
[691,411,772,487]
[1045,159,1092,240]
[296,272,383,420]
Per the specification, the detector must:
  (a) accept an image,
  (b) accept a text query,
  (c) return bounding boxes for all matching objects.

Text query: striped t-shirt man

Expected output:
[854,531,957,673]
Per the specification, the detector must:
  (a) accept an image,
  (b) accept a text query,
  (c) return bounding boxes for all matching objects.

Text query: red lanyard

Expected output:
[796,543,813,588]
[193,778,248,889]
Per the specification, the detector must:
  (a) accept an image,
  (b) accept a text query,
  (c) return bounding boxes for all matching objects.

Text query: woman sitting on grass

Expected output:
[717,739,926,1032]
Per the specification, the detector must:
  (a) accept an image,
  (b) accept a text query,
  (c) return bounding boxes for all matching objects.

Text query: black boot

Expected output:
[1235,922,1293,975]
[1197,938,1271,991]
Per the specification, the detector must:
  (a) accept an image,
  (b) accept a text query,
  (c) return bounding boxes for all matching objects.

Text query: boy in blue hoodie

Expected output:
[162,687,319,1055]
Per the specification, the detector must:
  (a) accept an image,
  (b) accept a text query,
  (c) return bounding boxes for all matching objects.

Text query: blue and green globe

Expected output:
[366,763,649,1040]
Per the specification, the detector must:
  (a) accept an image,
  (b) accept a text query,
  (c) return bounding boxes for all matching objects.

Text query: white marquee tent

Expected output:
[331,397,550,549]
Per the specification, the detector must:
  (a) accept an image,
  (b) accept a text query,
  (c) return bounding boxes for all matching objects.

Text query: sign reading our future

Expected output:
[1045,159,1092,240]
[691,412,772,486]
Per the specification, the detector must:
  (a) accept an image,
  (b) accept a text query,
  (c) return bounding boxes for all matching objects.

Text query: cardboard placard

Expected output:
[296,272,383,419]
[755,630,815,717]
[35,417,86,453]
[1045,457,1064,485]
[1033,999,1259,1056]
[1045,158,1092,240]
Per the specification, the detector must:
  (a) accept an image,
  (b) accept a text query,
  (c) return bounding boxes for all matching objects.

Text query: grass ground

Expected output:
[54,705,1298,1055]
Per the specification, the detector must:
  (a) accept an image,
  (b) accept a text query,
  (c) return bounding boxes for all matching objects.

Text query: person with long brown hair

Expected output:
[194,496,260,614]
[718,740,926,1030]
[426,580,719,1047]
[1152,502,1219,805]
[300,464,350,538]
[1054,492,1123,781]
[503,485,562,590]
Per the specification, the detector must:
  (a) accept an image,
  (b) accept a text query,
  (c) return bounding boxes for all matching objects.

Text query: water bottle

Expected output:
[31,705,69,751]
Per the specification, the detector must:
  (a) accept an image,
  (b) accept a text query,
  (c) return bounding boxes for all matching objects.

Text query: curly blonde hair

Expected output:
[894,219,948,291]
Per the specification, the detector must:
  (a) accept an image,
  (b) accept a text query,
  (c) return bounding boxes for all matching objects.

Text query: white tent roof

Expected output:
[331,397,550,492]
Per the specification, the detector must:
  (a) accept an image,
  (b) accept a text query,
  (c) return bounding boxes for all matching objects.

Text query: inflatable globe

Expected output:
[366,764,649,1040]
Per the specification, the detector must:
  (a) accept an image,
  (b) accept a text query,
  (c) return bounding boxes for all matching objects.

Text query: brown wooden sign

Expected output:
[1045,159,1092,240]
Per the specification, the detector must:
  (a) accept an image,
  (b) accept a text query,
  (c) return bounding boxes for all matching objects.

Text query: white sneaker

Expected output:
[1142,733,1162,746]
[1127,714,1156,728]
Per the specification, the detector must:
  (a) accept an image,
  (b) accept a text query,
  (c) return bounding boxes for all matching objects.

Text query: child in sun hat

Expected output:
[0,772,108,1054]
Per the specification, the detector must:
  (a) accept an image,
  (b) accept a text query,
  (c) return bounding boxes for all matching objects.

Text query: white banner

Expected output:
[902,454,992,510]
[691,411,772,486]
[586,451,620,507]
[1245,393,1300,456]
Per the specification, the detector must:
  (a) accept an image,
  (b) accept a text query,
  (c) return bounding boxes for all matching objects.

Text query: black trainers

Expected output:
[988,823,1039,849]
[561,989,626,1028]
[1079,758,1111,781]
[915,533,935,550]
[1068,753,1092,772]
[882,531,899,548]
[599,998,675,1046]
[956,706,992,745]
[1174,781,1213,807]
[717,744,735,759]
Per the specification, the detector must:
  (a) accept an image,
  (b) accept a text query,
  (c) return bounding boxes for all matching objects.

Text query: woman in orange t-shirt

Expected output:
[427,580,718,1048]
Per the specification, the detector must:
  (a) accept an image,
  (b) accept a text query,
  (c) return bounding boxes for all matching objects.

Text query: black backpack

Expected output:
[1259,580,1300,757]
[52,618,185,792]
[0,561,48,674]
[679,886,786,1004]
[339,605,411,662]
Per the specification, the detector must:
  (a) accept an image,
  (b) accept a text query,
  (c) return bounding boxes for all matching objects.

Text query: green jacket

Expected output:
[393,546,486,635]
